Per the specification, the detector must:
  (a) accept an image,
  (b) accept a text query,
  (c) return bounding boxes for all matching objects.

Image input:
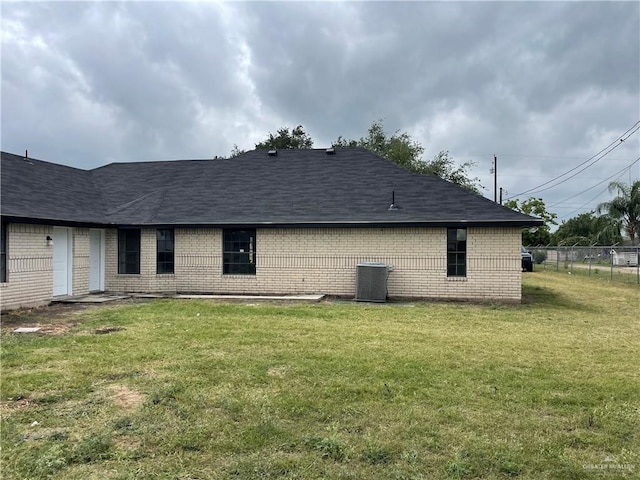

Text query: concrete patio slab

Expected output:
[54,293,326,304]
[173,294,326,301]
[53,294,130,304]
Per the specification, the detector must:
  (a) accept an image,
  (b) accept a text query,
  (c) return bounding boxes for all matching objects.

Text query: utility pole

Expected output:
[499,187,503,205]
[493,155,498,203]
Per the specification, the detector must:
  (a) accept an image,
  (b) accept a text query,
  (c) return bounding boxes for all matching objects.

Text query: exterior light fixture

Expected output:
[46,235,53,246]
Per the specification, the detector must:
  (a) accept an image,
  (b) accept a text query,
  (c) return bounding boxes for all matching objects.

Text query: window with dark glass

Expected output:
[1,222,7,283]
[157,229,174,274]
[223,229,256,275]
[447,228,467,277]
[118,229,141,274]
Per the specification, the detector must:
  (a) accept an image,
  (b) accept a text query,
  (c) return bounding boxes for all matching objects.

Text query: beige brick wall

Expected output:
[0,224,96,311]
[105,229,178,293]
[1,223,53,310]
[72,228,90,296]
[104,226,523,301]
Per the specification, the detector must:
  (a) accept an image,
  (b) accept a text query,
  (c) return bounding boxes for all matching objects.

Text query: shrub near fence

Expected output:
[526,245,640,285]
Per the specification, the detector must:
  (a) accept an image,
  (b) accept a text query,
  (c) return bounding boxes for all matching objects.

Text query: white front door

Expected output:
[53,227,72,296]
[89,229,104,292]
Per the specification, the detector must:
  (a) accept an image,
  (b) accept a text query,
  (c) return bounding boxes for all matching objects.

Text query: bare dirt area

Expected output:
[0,298,149,337]
[108,384,145,410]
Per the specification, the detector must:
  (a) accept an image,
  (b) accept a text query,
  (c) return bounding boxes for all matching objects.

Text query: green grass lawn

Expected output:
[1,271,638,479]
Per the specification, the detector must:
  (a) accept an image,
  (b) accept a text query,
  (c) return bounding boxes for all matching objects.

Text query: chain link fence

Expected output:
[525,245,640,284]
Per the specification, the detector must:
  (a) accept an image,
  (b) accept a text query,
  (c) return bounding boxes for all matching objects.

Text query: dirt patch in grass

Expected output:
[94,326,126,335]
[0,396,39,416]
[108,385,145,411]
[267,365,291,378]
[0,299,149,337]
[0,313,80,336]
[115,437,141,451]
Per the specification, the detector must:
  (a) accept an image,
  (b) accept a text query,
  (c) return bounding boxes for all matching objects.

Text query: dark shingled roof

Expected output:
[2,148,542,227]
[0,152,104,224]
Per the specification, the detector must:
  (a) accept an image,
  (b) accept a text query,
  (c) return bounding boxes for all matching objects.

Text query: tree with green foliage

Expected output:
[231,120,482,192]
[596,180,640,245]
[504,197,557,246]
[254,125,314,150]
[552,211,622,246]
[333,120,482,193]
[333,119,425,172]
[425,150,482,194]
[228,144,245,158]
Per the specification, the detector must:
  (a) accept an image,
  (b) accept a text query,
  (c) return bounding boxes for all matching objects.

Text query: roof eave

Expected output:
[0,215,111,229]
[2,214,543,230]
[113,219,545,229]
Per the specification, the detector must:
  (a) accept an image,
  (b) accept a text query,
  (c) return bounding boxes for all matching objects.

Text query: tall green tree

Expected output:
[232,120,482,192]
[333,119,425,172]
[333,120,482,193]
[424,151,482,194]
[228,144,245,158]
[255,125,314,150]
[504,197,557,246]
[597,180,640,245]
[552,212,622,246]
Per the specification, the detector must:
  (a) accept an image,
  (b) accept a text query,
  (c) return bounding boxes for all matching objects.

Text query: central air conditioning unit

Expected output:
[355,262,388,302]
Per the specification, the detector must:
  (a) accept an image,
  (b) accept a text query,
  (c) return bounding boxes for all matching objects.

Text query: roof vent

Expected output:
[268,149,278,157]
[325,147,336,155]
[388,190,399,210]
[24,150,33,165]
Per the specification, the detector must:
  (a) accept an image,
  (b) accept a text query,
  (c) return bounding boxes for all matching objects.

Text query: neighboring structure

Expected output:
[611,249,639,267]
[1,148,541,310]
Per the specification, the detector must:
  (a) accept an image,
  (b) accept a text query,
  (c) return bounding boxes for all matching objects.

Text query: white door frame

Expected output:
[53,227,73,297]
[89,229,105,292]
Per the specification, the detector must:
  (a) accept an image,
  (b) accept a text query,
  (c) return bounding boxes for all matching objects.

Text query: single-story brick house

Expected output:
[1,148,541,309]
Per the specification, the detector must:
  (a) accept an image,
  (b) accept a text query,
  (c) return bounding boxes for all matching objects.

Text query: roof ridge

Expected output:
[92,158,222,169]
[1,151,90,173]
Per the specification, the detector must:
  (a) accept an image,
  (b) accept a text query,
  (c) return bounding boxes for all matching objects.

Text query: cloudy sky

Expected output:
[2,1,639,223]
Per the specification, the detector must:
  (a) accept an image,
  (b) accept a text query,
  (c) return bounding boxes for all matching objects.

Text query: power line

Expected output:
[557,186,616,221]
[549,157,640,208]
[555,157,640,220]
[463,154,637,161]
[504,121,640,200]
[506,123,639,199]
[527,133,638,196]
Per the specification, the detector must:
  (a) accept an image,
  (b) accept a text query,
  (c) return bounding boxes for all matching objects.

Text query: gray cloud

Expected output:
[2,1,638,221]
